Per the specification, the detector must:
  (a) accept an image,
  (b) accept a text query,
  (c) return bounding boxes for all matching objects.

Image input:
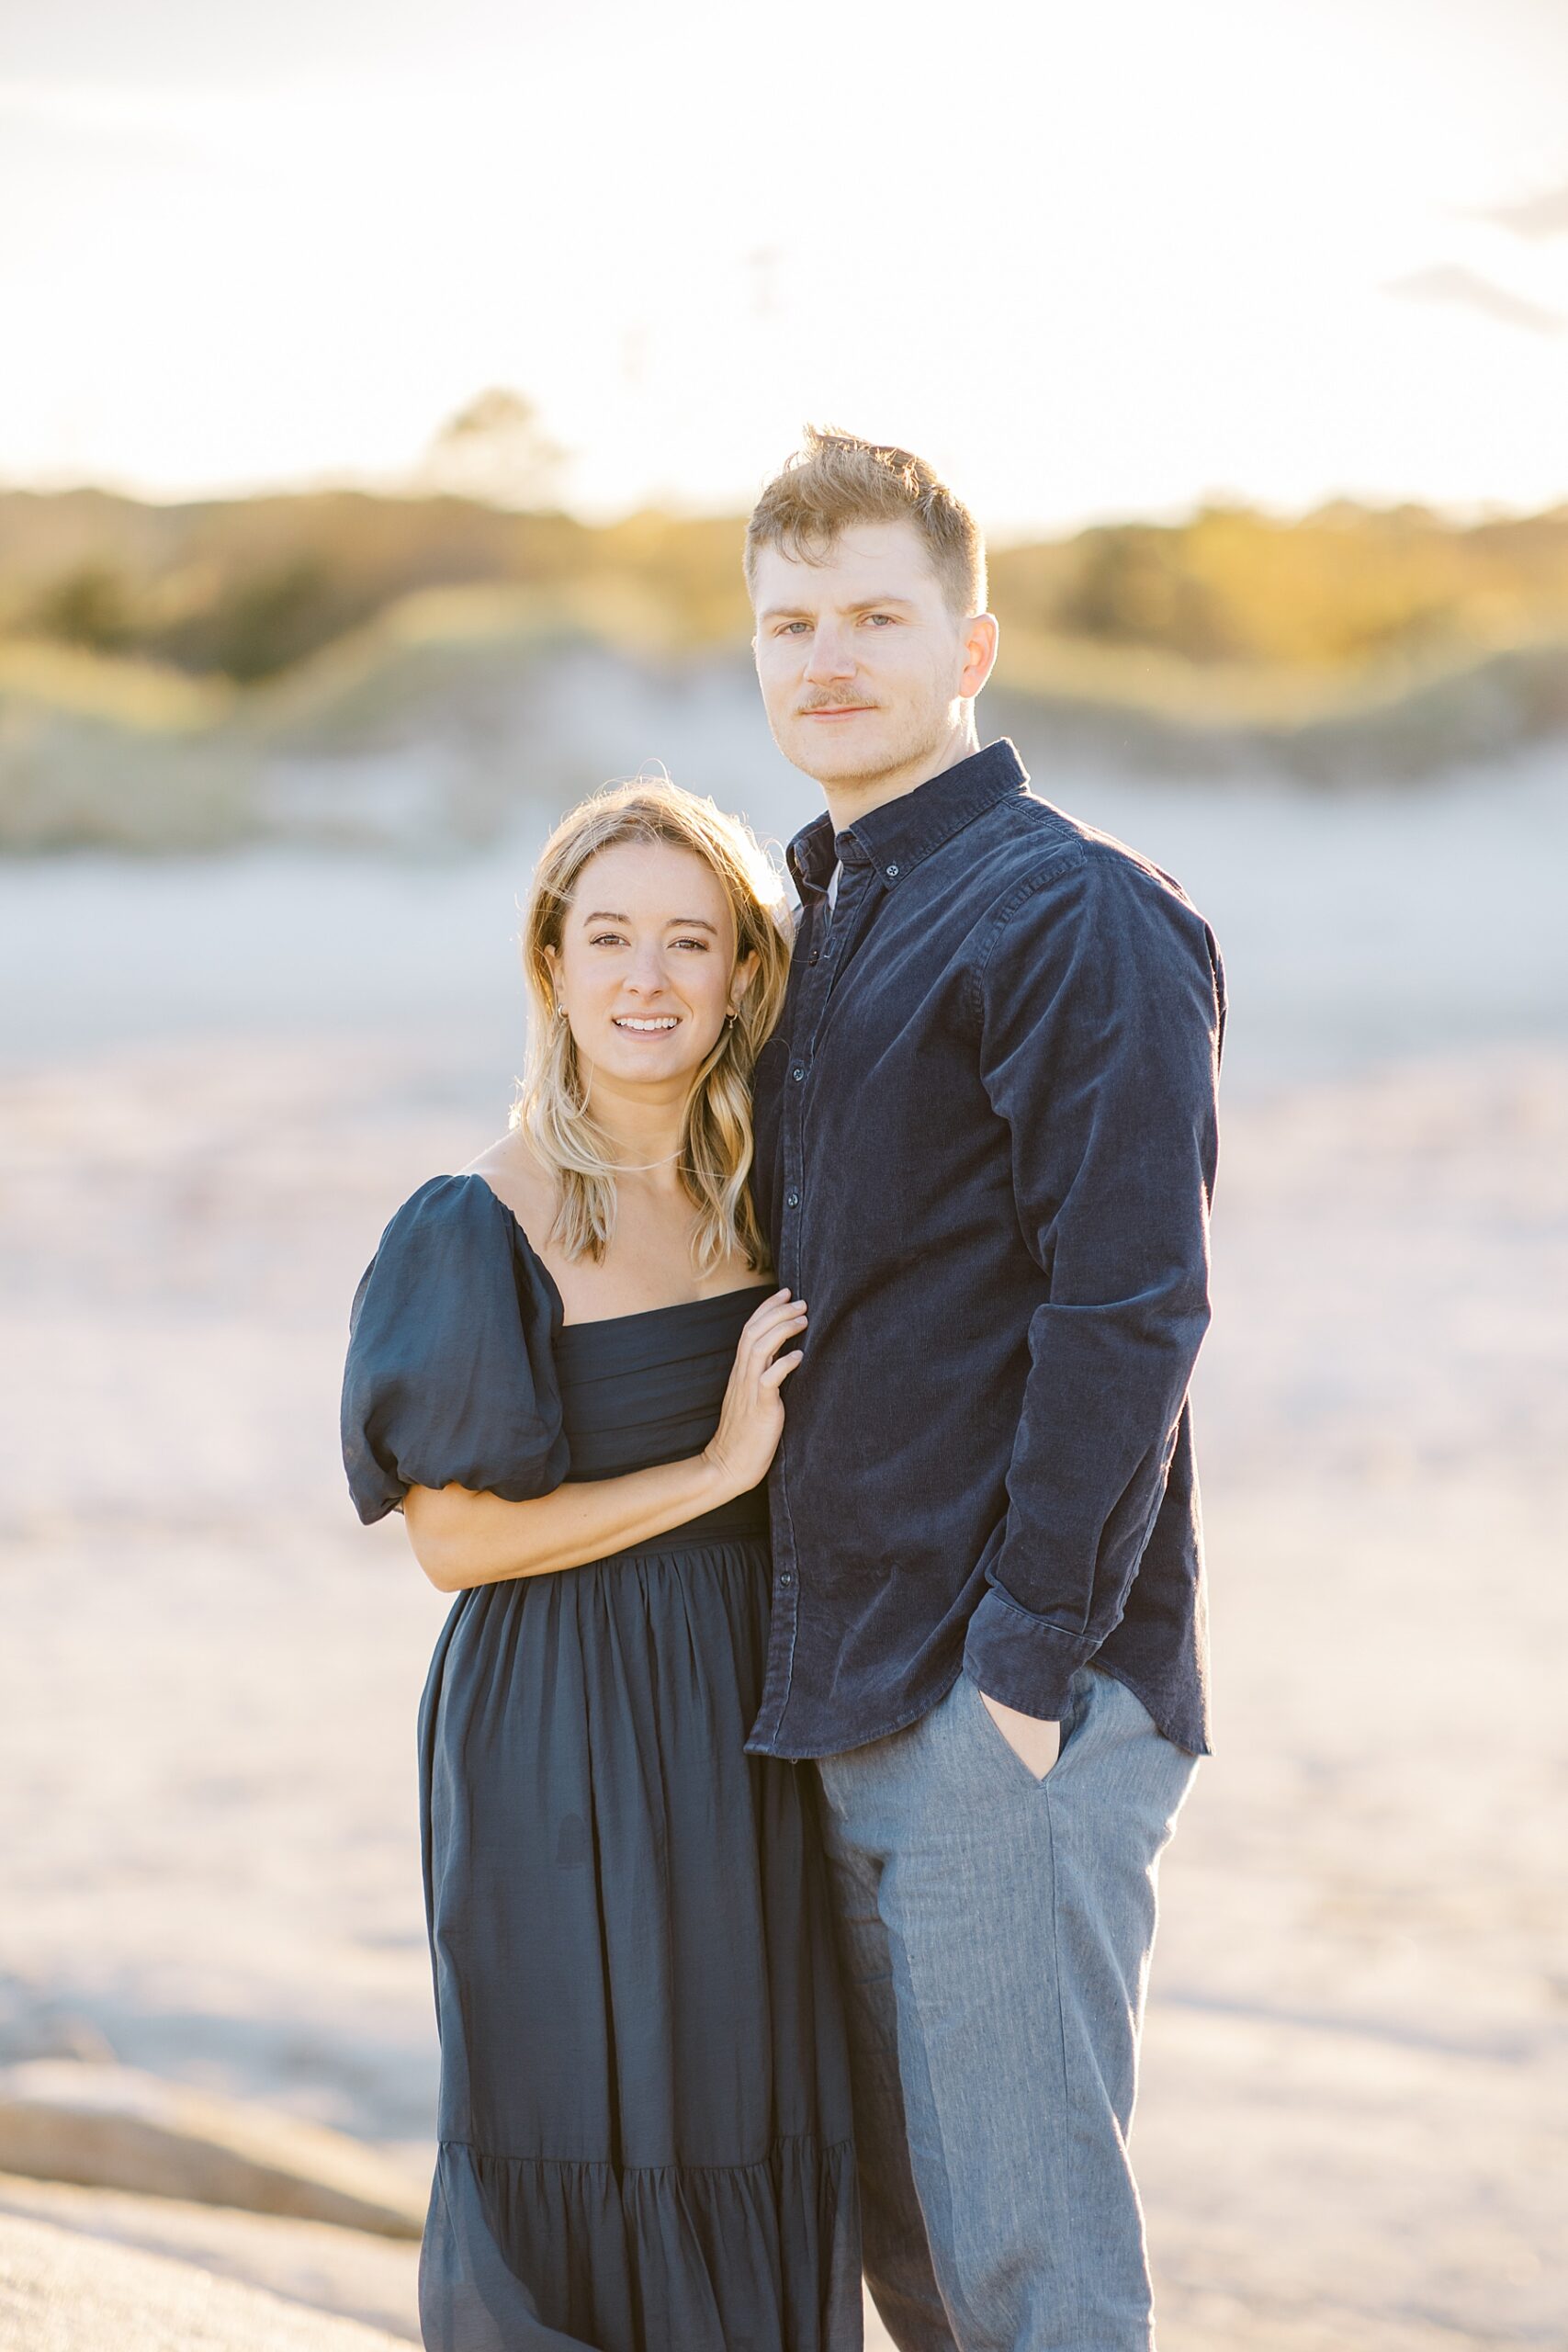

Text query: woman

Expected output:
[341,780,860,2352]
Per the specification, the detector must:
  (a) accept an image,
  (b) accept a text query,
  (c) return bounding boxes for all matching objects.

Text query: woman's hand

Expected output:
[702,1288,808,1499]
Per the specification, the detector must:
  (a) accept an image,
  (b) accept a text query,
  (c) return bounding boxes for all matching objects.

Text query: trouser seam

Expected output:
[815,1773,956,2352]
[1044,1781,1089,2344]
[881,1862,965,2349]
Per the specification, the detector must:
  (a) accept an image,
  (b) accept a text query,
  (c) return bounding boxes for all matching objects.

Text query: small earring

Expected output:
[555,1002,567,1021]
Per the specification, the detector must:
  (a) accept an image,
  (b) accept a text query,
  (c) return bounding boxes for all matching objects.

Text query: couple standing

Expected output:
[342,431,1224,2352]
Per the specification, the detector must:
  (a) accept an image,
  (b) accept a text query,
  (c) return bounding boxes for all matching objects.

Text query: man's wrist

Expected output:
[977,1684,1057,1725]
[977,1686,1063,1778]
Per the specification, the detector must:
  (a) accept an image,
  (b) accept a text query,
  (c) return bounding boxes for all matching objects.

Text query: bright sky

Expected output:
[3,0,1567,533]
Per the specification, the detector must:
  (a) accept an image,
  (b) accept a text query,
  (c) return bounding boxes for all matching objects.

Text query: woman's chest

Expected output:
[546,1204,756,1324]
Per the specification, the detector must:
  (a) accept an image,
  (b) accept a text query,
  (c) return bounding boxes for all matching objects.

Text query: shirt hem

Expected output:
[745,1659,1213,1760]
[745,1669,965,1761]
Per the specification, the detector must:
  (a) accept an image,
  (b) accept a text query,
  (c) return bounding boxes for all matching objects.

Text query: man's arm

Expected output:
[964,843,1224,1726]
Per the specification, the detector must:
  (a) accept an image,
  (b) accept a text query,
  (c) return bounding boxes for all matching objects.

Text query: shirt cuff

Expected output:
[962,1586,1098,1721]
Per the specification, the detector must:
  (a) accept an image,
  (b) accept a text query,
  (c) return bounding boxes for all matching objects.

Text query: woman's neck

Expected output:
[583,1083,687,1180]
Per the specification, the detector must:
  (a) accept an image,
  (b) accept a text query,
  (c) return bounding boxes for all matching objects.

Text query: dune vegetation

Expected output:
[1,485,1565,849]
[5,484,1568,686]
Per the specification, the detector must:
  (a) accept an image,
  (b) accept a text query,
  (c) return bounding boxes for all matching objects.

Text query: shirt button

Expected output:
[808,950,819,965]
[886,863,899,877]
[792,1065,806,1081]
[778,1571,795,1587]
[785,1190,799,1208]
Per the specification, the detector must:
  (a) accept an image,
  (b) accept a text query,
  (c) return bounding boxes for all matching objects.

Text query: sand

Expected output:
[0,2176,421,2343]
[1,752,1563,2347]
[0,2208,410,2351]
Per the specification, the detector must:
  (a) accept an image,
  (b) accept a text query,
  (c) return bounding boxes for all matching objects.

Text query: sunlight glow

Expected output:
[1,0,1565,528]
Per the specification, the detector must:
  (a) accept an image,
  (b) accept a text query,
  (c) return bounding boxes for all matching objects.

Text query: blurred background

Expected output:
[0,2,1564,2346]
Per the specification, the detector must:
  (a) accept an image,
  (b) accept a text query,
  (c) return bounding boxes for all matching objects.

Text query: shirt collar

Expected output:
[786,739,1029,902]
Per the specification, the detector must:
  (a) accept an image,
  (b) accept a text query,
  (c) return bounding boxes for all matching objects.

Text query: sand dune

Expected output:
[5,598,1568,851]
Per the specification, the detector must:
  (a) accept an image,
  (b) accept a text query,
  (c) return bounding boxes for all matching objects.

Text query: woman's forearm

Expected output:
[403,1452,733,1591]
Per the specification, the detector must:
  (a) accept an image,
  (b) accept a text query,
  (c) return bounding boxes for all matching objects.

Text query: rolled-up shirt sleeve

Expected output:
[962,844,1224,1722]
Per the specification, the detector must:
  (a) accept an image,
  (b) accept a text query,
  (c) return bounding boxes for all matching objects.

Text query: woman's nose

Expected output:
[624,946,668,993]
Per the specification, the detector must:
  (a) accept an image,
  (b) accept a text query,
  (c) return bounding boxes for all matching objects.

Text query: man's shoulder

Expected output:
[969,788,1205,928]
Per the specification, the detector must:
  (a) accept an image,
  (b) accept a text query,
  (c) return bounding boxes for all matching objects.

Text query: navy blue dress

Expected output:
[342,1176,861,2352]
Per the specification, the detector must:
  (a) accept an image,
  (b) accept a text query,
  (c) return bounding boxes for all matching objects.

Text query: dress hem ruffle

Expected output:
[419,2132,863,2352]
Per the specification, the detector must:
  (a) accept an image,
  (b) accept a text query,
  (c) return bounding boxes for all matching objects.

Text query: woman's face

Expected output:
[547,839,752,1102]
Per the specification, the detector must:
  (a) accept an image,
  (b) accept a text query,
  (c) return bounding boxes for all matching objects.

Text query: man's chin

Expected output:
[781,719,901,787]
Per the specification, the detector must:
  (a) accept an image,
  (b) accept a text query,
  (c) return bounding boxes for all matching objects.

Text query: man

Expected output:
[742,430,1224,2352]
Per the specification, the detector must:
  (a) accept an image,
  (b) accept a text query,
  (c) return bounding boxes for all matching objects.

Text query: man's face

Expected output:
[750,520,985,791]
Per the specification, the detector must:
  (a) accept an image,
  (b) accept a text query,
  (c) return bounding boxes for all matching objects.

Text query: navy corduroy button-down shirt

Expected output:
[743,739,1224,1761]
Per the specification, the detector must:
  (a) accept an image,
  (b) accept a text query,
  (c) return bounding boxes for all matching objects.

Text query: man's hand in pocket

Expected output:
[980,1691,1061,1781]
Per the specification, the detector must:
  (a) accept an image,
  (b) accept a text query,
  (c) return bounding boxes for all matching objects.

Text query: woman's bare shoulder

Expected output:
[460,1130,556,1233]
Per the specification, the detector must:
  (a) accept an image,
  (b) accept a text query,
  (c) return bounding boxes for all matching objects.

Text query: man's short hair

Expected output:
[745,426,987,618]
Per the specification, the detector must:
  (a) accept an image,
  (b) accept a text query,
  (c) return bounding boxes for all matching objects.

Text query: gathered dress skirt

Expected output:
[417,1530,859,2352]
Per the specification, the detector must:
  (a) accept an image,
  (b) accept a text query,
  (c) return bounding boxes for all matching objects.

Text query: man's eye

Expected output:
[864,613,895,627]
[777,621,809,636]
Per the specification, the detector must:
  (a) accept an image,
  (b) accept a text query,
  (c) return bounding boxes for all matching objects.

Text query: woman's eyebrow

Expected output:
[580,910,718,933]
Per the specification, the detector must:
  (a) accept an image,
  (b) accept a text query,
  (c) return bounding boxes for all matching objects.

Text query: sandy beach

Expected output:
[2,749,1564,2347]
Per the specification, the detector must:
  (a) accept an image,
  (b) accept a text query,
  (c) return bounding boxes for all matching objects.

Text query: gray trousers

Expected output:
[816,1666,1197,2352]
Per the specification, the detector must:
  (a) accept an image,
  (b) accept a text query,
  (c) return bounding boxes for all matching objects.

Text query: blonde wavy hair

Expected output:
[515,778,793,1272]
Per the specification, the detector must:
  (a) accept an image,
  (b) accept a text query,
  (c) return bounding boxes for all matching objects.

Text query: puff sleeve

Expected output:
[341,1174,570,1524]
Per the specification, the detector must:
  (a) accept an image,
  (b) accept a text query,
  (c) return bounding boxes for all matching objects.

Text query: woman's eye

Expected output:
[588,932,626,947]
[671,936,709,952]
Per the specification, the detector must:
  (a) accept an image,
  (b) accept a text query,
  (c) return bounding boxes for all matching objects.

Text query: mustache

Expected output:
[798,695,877,712]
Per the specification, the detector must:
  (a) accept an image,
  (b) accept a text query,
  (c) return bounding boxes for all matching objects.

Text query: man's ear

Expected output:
[960,612,1000,701]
